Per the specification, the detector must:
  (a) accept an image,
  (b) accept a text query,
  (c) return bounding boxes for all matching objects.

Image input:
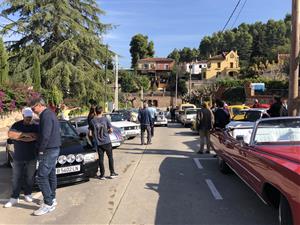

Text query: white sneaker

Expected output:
[33,203,55,216]
[52,199,57,206]
[24,195,33,203]
[4,198,19,208]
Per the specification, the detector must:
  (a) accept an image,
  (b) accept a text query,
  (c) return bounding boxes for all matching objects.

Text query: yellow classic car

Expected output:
[227,105,250,120]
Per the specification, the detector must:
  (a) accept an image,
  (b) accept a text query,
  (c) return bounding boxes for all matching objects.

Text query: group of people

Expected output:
[5,98,61,216]
[138,103,157,145]
[4,99,118,216]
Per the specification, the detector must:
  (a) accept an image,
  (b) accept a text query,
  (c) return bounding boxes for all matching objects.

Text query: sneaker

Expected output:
[52,199,57,207]
[197,151,204,154]
[110,173,119,179]
[205,151,210,154]
[33,203,55,216]
[98,176,106,180]
[4,198,19,208]
[24,195,33,203]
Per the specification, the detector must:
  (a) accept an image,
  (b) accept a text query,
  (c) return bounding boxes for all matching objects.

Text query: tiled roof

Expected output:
[209,52,228,60]
[138,58,174,63]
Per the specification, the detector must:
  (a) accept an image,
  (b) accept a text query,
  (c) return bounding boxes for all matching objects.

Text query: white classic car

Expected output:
[180,108,200,127]
[69,116,124,148]
[105,113,140,139]
[154,111,168,126]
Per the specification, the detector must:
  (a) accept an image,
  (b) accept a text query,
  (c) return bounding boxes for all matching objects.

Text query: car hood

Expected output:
[256,145,300,164]
[227,121,255,128]
[111,121,138,127]
[61,137,86,155]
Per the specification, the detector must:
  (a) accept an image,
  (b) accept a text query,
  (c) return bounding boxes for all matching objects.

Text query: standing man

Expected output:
[267,96,282,117]
[29,98,61,216]
[138,103,152,145]
[280,99,288,117]
[89,106,118,180]
[4,108,38,208]
[197,102,214,154]
[148,102,157,137]
[214,100,230,129]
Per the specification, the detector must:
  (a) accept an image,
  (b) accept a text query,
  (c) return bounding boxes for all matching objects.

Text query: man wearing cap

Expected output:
[4,108,39,208]
[29,98,61,216]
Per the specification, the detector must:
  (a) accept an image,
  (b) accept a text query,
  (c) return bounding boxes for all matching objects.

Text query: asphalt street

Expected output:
[0,123,278,225]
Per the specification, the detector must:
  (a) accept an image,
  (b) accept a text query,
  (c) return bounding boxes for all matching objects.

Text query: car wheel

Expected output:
[218,157,231,174]
[279,195,293,225]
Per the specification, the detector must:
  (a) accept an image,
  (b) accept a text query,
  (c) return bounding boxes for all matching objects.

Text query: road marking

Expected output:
[205,179,223,200]
[193,158,203,169]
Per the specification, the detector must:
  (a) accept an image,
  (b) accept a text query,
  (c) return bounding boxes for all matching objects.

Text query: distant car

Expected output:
[154,111,168,126]
[69,116,124,148]
[180,108,200,127]
[104,113,140,139]
[211,117,300,225]
[227,109,269,129]
[6,120,99,185]
[227,105,250,119]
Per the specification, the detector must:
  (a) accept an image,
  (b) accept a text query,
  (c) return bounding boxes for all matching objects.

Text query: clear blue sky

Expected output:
[99,0,291,68]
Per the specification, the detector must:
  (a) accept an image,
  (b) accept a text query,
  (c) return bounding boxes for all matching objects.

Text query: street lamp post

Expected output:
[189,64,193,100]
[104,44,108,111]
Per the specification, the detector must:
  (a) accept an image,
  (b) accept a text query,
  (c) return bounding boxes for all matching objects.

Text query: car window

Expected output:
[186,109,197,115]
[77,119,88,127]
[245,111,261,122]
[60,122,78,138]
[254,119,300,144]
[107,114,125,122]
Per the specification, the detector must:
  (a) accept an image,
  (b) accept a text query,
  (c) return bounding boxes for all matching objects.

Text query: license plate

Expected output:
[56,165,80,175]
[127,131,137,135]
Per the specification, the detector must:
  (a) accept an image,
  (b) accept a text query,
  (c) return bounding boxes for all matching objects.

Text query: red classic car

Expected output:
[211,117,300,225]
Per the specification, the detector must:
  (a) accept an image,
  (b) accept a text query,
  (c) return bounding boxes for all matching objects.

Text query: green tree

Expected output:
[32,48,41,91]
[168,48,180,63]
[119,70,137,93]
[129,34,155,68]
[1,0,112,103]
[0,37,8,85]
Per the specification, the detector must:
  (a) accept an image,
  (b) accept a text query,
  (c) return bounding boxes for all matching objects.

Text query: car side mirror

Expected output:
[236,135,245,147]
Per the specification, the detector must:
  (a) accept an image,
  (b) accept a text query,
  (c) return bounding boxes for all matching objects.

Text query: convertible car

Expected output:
[6,120,99,185]
[211,117,300,225]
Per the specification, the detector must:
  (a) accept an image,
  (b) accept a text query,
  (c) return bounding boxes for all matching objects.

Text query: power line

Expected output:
[231,0,248,29]
[221,0,242,32]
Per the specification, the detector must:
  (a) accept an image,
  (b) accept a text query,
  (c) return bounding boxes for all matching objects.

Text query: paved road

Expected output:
[0,124,278,224]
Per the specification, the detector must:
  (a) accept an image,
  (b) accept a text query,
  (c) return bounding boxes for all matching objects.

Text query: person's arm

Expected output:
[8,124,36,142]
[38,116,53,152]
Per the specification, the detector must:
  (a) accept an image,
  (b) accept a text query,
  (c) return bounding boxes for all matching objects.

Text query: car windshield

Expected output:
[186,109,197,115]
[236,111,262,122]
[107,114,125,122]
[60,121,78,138]
[254,118,300,144]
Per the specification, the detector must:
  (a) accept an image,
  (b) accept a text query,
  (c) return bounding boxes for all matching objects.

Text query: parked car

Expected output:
[6,120,99,185]
[105,113,140,139]
[227,105,250,119]
[227,109,269,129]
[154,110,168,126]
[179,108,200,127]
[69,116,124,148]
[211,117,300,225]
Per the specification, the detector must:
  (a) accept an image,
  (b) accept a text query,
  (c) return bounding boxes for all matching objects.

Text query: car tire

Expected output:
[218,157,231,174]
[279,195,293,225]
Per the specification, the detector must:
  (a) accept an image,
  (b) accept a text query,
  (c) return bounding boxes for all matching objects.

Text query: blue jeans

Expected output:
[36,148,60,206]
[12,160,37,198]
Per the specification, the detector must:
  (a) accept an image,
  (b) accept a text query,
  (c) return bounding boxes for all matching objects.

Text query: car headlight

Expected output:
[84,153,98,163]
[58,155,67,165]
[75,154,84,162]
[66,154,76,163]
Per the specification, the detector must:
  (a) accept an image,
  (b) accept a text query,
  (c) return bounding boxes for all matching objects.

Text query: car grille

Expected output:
[124,126,137,130]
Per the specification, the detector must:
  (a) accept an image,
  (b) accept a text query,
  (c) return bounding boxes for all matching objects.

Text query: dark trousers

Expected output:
[150,118,155,137]
[141,125,151,144]
[97,143,115,176]
[11,160,36,199]
[36,148,60,206]
[199,130,211,152]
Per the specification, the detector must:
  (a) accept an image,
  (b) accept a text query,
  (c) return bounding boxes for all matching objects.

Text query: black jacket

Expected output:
[37,108,61,153]
[138,108,152,125]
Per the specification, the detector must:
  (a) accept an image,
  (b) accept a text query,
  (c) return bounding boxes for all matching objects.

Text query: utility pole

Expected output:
[289,0,300,116]
[175,66,178,106]
[114,54,119,111]
[189,64,192,101]
[104,44,108,111]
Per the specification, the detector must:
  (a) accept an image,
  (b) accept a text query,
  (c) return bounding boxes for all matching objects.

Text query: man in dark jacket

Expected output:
[29,98,61,216]
[267,96,282,117]
[197,102,214,154]
[214,100,230,129]
[138,103,152,145]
